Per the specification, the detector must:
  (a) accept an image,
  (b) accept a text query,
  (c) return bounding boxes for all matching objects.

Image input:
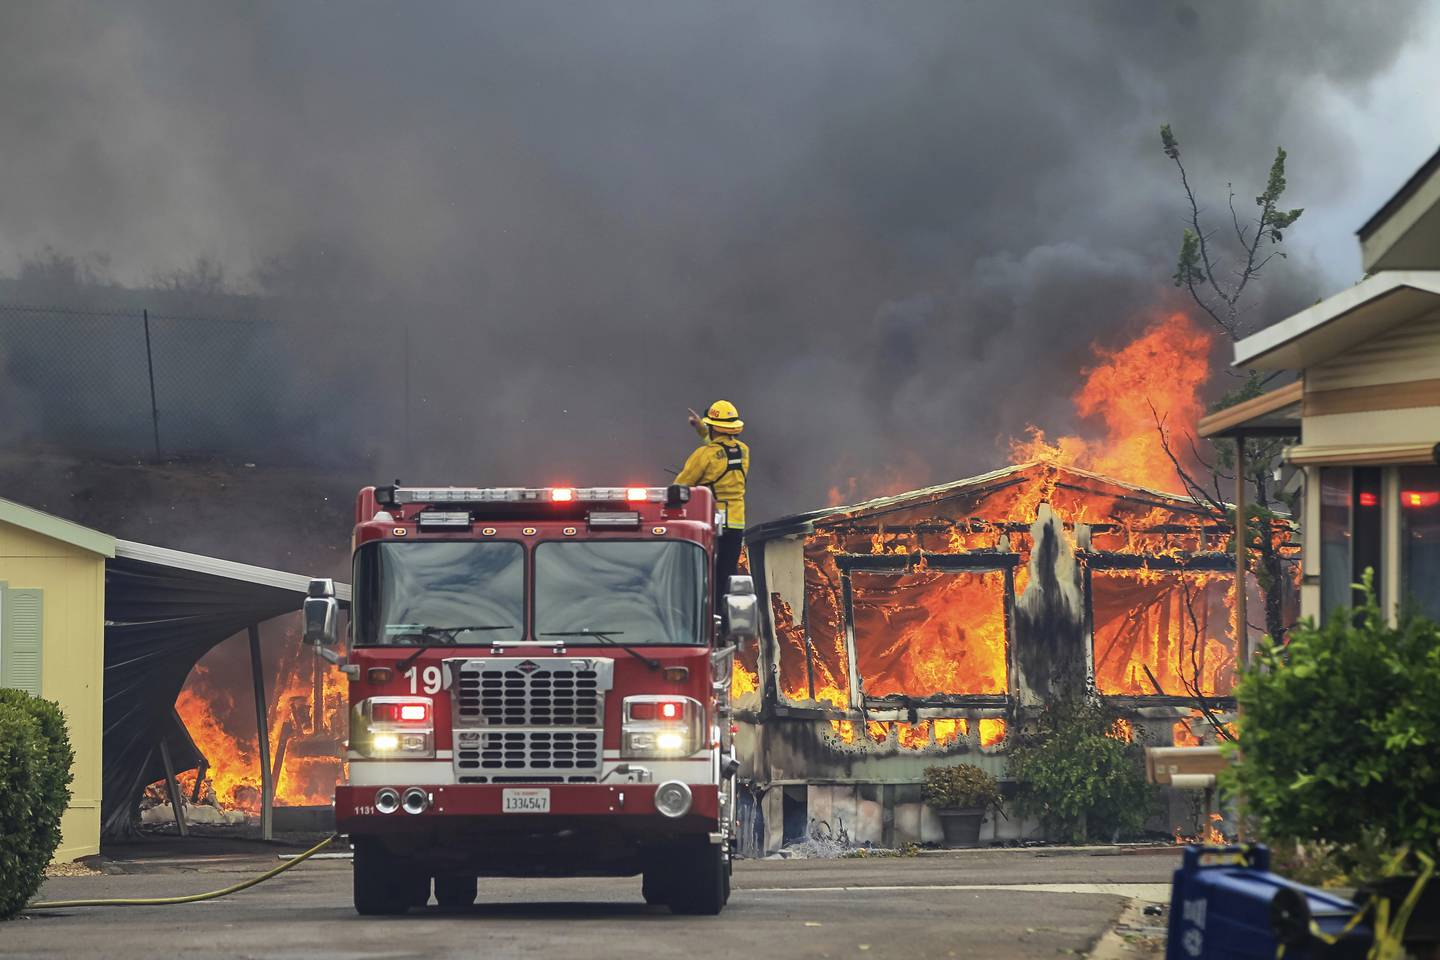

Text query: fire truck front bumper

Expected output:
[335,782,721,835]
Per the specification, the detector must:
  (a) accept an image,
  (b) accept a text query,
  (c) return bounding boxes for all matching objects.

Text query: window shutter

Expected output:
[1,587,44,696]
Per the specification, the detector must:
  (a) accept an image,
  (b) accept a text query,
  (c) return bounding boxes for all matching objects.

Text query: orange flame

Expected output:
[1175,812,1226,846]
[1009,312,1213,493]
[851,569,1008,698]
[170,637,348,812]
[764,312,1280,759]
[978,718,1005,748]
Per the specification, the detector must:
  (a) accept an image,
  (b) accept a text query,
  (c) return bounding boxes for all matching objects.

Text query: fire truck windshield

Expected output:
[534,540,707,645]
[354,541,525,646]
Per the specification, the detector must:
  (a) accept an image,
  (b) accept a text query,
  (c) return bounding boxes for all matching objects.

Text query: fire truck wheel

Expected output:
[641,867,671,905]
[433,873,477,910]
[668,841,726,916]
[352,837,411,915]
[403,872,431,908]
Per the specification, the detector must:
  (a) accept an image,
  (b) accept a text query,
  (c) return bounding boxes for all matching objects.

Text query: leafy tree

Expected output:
[1225,576,1440,874]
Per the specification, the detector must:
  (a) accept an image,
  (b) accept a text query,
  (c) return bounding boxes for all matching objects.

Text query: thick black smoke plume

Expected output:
[1,1,1433,523]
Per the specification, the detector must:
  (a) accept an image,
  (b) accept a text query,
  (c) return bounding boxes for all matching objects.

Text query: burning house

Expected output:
[732,460,1294,853]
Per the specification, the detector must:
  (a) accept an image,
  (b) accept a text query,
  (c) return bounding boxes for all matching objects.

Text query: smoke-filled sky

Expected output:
[4,1,1440,521]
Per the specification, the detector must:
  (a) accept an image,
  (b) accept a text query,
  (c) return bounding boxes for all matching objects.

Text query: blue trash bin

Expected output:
[1166,845,1370,959]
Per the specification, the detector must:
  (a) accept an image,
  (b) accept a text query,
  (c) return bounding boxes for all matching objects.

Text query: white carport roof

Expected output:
[114,539,351,602]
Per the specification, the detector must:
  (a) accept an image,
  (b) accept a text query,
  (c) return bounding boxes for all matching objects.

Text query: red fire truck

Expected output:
[302,483,753,916]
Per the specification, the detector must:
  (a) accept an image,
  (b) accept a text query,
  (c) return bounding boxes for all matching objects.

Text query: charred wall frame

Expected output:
[736,470,1260,850]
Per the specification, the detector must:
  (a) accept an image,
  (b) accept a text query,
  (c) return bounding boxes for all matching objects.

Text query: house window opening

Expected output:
[1400,465,1440,622]
[1090,569,1237,698]
[848,567,1009,699]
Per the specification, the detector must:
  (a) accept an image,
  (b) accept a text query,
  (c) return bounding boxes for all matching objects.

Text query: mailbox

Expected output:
[1147,746,1230,790]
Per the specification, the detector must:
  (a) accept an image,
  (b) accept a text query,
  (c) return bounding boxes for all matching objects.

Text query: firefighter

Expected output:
[677,400,749,614]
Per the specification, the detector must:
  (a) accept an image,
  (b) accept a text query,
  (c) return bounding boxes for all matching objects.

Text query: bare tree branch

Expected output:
[1151,402,1229,520]
[1227,183,1249,249]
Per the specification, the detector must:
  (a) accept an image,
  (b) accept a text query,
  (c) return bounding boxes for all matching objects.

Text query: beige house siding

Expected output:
[1301,407,1440,447]
[1306,309,1440,392]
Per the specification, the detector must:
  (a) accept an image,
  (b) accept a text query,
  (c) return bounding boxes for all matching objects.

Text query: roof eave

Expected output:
[0,497,116,557]
[1233,271,1440,370]
[1196,381,1303,440]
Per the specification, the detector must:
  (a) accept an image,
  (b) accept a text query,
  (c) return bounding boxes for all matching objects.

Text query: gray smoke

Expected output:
[1,0,1433,521]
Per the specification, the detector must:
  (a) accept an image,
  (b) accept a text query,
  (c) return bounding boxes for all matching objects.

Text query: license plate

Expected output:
[502,788,551,813]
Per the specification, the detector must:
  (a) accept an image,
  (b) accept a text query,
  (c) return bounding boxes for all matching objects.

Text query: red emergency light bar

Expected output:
[388,486,675,505]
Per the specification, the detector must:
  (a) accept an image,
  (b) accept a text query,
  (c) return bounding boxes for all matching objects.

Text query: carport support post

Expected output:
[249,624,274,841]
[158,737,188,838]
[1234,437,1249,843]
[1234,438,1248,667]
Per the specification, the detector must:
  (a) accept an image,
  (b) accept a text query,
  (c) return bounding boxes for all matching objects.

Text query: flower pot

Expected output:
[936,807,985,848]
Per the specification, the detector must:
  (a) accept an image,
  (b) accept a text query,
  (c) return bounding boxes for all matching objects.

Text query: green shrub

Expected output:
[1007,697,1155,843]
[1225,581,1440,876]
[0,689,74,920]
[921,763,1003,810]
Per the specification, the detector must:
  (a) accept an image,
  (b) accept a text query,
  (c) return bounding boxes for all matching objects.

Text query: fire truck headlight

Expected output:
[654,781,693,818]
[621,696,703,758]
[356,698,436,758]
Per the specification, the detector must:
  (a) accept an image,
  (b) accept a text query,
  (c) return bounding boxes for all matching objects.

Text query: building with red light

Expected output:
[1205,144,1440,626]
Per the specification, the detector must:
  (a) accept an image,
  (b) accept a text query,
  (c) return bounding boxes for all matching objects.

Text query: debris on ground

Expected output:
[769,839,926,860]
[44,861,101,878]
[1087,898,1167,959]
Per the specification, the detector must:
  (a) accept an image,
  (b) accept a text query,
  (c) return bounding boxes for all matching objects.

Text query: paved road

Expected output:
[9,846,1178,960]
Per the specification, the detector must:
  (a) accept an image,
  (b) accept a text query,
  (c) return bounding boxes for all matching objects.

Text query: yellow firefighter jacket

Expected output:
[675,426,748,529]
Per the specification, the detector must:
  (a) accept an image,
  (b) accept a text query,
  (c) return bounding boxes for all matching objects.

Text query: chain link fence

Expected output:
[0,303,395,463]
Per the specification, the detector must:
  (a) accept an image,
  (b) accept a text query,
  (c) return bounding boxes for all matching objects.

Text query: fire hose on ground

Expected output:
[25,834,339,910]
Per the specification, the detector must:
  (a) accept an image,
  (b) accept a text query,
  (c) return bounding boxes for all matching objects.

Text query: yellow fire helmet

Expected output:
[702,399,744,434]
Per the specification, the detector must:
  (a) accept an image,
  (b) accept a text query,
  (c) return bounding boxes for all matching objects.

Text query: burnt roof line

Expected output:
[747,461,1234,544]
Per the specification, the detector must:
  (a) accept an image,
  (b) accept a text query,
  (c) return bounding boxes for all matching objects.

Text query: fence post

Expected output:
[143,309,161,458]
[403,322,412,465]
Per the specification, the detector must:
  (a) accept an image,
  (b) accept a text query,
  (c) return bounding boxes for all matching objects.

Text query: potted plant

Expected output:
[922,763,1002,848]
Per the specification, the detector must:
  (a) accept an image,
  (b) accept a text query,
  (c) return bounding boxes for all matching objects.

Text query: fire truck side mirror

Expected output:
[724,594,759,645]
[724,576,759,644]
[303,578,339,646]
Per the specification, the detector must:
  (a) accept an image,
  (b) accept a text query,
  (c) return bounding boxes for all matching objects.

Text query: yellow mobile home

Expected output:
[0,497,114,861]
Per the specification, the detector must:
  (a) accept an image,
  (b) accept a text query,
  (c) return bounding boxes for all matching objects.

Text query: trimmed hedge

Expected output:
[0,689,74,920]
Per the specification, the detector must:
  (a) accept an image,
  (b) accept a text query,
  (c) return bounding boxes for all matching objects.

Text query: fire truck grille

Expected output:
[455,664,603,727]
[448,657,613,783]
[455,730,603,777]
